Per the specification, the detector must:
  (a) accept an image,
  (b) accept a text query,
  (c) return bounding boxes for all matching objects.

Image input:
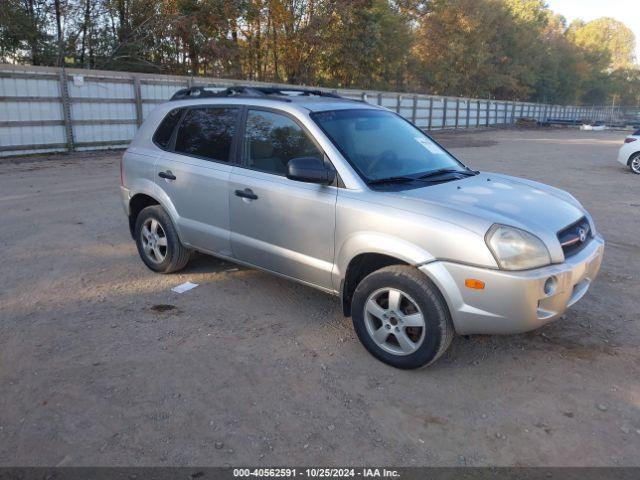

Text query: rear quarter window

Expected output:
[153,108,184,149]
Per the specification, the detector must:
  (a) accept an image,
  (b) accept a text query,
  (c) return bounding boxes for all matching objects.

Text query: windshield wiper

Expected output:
[367,168,479,186]
[418,168,478,179]
[367,176,419,186]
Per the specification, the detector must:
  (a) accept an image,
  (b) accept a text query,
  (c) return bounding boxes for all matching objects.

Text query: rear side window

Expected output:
[153,108,183,149]
[174,107,238,162]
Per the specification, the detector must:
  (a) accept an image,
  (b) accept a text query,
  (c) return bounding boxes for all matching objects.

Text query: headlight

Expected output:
[485,225,551,270]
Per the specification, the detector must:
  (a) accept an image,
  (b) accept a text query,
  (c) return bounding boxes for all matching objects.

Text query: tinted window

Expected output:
[153,108,183,149]
[174,107,238,161]
[244,110,322,175]
[311,109,463,181]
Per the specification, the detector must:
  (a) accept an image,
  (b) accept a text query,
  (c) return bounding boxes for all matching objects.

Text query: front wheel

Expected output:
[351,265,454,369]
[629,152,640,174]
[134,205,191,273]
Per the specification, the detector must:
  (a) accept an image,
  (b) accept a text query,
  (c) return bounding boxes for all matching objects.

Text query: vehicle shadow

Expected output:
[180,251,249,274]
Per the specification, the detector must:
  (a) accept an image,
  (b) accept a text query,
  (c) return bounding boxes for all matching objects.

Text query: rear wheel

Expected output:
[135,205,191,273]
[629,153,640,174]
[351,265,454,369]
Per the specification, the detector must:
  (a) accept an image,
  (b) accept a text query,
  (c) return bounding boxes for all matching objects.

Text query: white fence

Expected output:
[0,63,619,157]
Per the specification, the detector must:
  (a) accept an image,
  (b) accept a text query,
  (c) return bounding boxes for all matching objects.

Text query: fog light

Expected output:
[544,276,557,296]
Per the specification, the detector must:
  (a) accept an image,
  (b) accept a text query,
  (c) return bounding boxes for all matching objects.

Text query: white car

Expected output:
[617,129,640,174]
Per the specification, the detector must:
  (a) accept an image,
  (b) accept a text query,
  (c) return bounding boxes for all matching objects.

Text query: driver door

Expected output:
[229,108,338,290]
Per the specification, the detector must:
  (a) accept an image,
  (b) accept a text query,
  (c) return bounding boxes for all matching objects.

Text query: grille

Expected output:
[558,217,591,258]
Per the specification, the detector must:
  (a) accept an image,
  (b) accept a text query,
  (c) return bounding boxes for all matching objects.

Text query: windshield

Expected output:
[310,109,466,182]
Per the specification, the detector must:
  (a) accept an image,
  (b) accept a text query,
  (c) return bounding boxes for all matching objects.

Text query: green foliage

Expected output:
[0,0,55,65]
[320,0,412,89]
[0,0,638,105]
[569,17,636,70]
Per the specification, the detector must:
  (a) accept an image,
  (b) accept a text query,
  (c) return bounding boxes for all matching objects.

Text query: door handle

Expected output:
[158,170,176,180]
[234,188,258,200]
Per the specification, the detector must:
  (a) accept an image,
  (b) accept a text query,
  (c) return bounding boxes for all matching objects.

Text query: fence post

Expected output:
[454,98,460,128]
[476,100,481,128]
[442,98,448,129]
[466,99,471,128]
[486,100,490,127]
[134,76,144,127]
[396,94,402,114]
[377,93,382,106]
[495,101,499,126]
[427,97,433,130]
[412,95,418,124]
[58,68,74,152]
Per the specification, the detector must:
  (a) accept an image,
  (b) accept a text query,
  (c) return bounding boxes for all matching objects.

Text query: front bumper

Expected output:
[419,235,604,335]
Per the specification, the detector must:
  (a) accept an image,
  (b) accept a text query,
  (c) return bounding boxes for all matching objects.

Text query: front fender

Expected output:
[334,232,435,286]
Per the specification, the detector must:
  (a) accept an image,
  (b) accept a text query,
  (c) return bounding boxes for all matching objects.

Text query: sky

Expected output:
[546,0,640,61]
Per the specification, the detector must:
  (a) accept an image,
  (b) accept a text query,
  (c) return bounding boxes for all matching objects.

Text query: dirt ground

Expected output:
[0,128,638,467]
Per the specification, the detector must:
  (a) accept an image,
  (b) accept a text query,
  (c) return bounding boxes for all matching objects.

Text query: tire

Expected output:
[629,152,640,174]
[351,265,454,369]
[134,205,191,273]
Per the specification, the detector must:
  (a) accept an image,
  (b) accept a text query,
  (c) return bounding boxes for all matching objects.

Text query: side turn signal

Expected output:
[465,278,485,290]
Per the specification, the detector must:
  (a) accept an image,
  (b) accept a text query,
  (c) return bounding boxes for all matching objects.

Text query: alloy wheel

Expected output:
[363,287,426,356]
[140,218,168,263]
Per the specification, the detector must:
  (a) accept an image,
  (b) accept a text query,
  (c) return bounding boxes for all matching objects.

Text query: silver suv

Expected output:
[121,86,604,369]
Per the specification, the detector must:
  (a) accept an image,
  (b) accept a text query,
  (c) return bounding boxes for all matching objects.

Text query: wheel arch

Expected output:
[337,234,436,316]
[128,193,160,237]
[127,183,181,240]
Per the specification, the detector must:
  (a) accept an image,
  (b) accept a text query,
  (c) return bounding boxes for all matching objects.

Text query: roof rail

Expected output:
[170,85,342,101]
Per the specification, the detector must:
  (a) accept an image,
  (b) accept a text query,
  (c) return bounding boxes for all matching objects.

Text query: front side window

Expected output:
[244,109,322,176]
[153,108,183,149]
[174,107,238,161]
[311,109,466,183]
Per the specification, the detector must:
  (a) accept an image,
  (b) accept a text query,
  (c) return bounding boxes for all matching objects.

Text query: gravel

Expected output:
[0,128,638,466]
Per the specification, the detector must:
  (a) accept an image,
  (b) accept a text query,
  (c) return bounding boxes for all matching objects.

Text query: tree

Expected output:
[321,0,412,89]
[0,0,638,105]
[569,17,636,71]
[0,0,54,65]
[412,0,542,99]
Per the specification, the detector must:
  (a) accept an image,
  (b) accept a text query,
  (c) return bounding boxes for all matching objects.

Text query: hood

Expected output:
[382,172,587,257]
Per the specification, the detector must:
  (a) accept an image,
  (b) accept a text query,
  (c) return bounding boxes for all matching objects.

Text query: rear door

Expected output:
[155,105,240,256]
[229,107,337,290]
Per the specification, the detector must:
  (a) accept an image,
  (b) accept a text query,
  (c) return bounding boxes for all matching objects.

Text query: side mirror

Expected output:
[287,157,335,185]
